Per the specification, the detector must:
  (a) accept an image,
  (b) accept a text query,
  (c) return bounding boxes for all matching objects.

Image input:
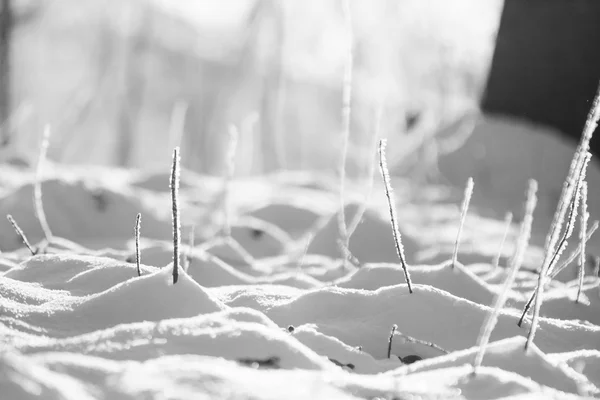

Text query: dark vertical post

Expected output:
[482,1,600,155]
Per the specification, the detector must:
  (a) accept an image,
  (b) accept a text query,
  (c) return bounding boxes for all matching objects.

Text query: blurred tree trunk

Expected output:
[0,0,12,146]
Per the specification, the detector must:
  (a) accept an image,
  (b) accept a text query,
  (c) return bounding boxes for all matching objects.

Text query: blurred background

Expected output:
[0,0,502,176]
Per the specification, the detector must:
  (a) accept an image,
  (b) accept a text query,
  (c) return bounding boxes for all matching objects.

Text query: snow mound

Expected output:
[392,336,595,396]
[17,308,336,371]
[548,349,600,389]
[0,177,171,251]
[5,254,157,295]
[0,351,95,400]
[266,284,600,358]
[336,261,499,306]
[7,267,227,337]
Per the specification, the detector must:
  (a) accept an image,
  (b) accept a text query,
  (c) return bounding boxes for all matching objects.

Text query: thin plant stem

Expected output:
[171,147,181,285]
[387,324,397,359]
[576,182,588,303]
[337,0,353,267]
[379,139,413,293]
[7,214,35,255]
[135,213,141,277]
[452,177,474,269]
[473,179,537,374]
[34,125,53,243]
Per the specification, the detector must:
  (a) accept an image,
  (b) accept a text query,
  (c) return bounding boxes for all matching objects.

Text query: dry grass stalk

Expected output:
[336,0,353,267]
[34,125,53,243]
[519,153,591,327]
[576,181,588,303]
[517,220,598,327]
[387,324,397,359]
[452,177,474,269]
[551,220,598,281]
[171,147,181,285]
[7,214,35,255]
[525,154,590,350]
[379,139,413,293]
[135,213,141,277]
[473,179,537,373]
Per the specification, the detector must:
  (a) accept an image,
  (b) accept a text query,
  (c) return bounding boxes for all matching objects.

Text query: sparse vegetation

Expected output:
[134,213,141,277]
[171,146,181,285]
[452,177,474,269]
[379,138,413,293]
[34,125,53,243]
[473,179,537,374]
[6,214,35,255]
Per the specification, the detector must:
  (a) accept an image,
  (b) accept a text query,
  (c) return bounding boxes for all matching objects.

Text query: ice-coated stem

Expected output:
[135,213,141,277]
[387,324,397,359]
[452,177,474,269]
[7,214,35,255]
[171,147,181,285]
[379,139,413,293]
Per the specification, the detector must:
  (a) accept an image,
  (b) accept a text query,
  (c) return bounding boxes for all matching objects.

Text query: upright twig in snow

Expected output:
[519,84,600,329]
[171,147,181,285]
[387,324,397,359]
[7,214,35,255]
[134,213,141,277]
[34,125,53,243]
[519,153,590,327]
[525,155,589,350]
[518,220,598,326]
[336,0,353,267]
[576,181,588,303]
[472,179,537,374]
[452,177,474,269]
[552,220,598,280]
[379,139,413,293]
[492,212,513,272]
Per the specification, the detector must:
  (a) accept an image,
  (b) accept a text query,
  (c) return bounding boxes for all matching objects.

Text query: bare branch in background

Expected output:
[0,0,13,146]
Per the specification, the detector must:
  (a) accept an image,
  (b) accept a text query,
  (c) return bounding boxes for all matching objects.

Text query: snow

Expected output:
[1,115,600,399]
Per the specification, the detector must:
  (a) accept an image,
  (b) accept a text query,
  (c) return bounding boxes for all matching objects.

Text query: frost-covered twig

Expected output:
[452,177,474,269]
[7,214,35,255]
[134,213,141,277]
[379,139,413,293]
[525,154,590,350]
[387,324,397,359]
[473,179,537,373]
[576,182,588,303]
[34,125,53,243]
[518,220,598,323]
[336,0,353,267]
[171,147,181,285]
[519,154,590,328]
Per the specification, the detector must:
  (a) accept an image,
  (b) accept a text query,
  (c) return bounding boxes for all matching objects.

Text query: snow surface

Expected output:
[1,116,600,399]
